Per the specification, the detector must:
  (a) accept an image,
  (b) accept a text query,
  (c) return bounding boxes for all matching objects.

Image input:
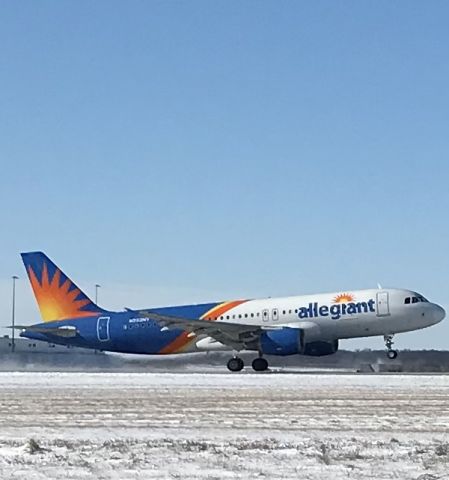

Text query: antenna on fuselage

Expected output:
[377,283,383,289]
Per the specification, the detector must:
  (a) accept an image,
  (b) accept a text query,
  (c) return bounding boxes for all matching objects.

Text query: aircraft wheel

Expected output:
[252,357,269,372]
[387,349,398,360]
[227,357,244,372]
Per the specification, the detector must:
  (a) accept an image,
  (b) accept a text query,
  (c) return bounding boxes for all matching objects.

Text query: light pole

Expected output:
[11,275,19,353]
[95,284,101,304]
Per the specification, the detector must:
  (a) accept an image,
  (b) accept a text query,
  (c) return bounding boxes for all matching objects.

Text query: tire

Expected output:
[387,350,398,360]
[252,357,269,372]
[227,357,244,372]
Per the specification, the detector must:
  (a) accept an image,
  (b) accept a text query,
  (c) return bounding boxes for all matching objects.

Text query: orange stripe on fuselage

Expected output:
[160,299,249,354]
[200,300,248,320]
[159,331,194,354]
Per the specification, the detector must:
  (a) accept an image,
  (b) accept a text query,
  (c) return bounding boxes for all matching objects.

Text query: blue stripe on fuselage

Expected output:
[20,302,221,354]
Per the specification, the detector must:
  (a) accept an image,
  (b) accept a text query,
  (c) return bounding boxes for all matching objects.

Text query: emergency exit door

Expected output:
[97,316,110,342]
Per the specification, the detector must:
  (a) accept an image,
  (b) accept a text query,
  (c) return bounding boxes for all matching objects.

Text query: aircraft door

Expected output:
[97,316,110,342]
[262,309,269,322]
[376,292,390,317]
[272,308,279,321]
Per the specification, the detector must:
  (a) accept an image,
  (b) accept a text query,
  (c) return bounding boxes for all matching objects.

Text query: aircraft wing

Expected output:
[139,311,277,350]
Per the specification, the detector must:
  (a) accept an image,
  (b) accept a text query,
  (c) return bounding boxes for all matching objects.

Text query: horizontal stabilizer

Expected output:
[6,325,79,338]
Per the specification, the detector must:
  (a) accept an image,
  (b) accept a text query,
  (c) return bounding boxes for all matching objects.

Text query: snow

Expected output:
[1,372,449,479]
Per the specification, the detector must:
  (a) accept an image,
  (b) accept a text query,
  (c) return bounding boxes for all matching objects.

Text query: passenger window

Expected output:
[405,297,410,304]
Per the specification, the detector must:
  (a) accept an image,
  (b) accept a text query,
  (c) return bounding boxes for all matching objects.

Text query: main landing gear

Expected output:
[384,335,398,360]
[227,357,244,372]
[252,357,269,372]
[226,356,269,372]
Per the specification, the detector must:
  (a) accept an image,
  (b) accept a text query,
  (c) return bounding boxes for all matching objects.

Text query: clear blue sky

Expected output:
[1,1,448,350]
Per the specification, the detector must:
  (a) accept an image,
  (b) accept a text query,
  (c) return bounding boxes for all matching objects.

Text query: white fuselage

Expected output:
[196,288,445,351]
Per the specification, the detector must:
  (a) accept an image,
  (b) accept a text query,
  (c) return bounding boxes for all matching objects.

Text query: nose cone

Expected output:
[433,304,446,324]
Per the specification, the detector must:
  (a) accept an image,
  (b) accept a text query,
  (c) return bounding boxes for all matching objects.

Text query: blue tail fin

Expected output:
[21,251,107,322]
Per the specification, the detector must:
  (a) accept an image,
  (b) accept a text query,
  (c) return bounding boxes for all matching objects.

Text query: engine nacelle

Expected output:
[303,340,339,356]
[259,328,303,356]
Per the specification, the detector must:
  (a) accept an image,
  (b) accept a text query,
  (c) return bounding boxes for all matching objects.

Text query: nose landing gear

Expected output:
[384,335,398,360]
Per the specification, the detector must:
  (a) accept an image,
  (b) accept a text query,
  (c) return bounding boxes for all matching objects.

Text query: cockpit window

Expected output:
[406,295,429,305]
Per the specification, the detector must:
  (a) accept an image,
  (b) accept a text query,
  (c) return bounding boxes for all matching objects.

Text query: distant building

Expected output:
[0,335,116,372]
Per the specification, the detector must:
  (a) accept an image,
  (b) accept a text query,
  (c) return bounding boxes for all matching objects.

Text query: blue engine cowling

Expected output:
[259,329,338,357]
[259,328,302,356]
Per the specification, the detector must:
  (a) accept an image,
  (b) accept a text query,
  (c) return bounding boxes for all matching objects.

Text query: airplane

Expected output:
[13,251,445,372]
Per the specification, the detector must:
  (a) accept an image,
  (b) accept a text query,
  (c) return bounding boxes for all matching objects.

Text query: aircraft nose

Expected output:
[433,304,446,324]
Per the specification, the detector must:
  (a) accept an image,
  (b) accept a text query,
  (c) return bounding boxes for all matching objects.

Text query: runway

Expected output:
[1,372,448,479]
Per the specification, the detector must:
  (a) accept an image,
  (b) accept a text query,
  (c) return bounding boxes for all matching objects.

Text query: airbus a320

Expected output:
[14,252,445,371]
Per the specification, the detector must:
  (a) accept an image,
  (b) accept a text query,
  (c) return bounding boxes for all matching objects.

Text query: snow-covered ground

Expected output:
[1,372,448,479]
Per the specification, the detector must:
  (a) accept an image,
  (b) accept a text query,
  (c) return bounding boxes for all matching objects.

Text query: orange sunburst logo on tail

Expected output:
[28,263,98,322]
[333,293,355,304]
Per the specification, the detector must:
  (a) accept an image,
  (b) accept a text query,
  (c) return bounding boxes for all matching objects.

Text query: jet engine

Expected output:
[259,328,303,356]
[303,339,339,356]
